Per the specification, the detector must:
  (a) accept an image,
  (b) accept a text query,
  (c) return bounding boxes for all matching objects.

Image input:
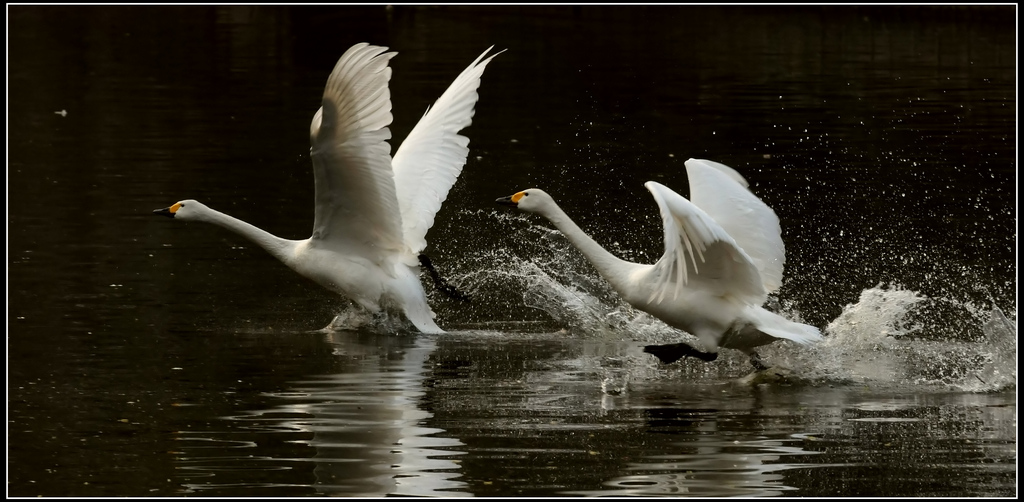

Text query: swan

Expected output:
[154,43,501,334]
[496,158,822,368]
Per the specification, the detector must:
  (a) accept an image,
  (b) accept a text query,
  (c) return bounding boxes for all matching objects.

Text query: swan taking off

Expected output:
[154,43,501,333]
[496,158,822,368]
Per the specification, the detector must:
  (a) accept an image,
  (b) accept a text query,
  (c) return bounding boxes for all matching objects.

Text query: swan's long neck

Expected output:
[195,206,299,264]
[538,201,641,292]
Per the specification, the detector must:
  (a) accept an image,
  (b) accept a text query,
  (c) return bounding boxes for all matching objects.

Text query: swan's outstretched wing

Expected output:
[644,181,767,306]
[684,158,786,293]
[392,46,502,253]
[310,43,405,261]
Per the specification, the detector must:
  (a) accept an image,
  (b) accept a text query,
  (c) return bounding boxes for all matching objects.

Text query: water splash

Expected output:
[323,305,420,335]
[451,210,1017,393]
[791,284,1016,391]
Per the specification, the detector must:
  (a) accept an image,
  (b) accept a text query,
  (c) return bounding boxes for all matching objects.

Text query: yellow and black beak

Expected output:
[496,191,525,207]
[153,202,181,218]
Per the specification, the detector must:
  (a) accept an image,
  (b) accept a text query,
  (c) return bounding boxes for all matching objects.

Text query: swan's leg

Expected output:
[747,351,769,371]
[643,342,719,365]
[418,254,471,302]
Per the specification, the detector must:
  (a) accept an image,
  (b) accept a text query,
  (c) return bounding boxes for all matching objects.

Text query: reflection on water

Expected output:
[176,333,468,497]
[595,438,808,497]
[573,411,817,497]
[163,324,1015,497]
[300,334,466,497]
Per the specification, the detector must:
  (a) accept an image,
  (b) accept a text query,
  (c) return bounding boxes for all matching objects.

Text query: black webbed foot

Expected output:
[643,342,719,365]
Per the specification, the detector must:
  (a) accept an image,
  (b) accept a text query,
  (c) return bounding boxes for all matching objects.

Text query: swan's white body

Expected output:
[155,43,500,333]
[498,158,821,358]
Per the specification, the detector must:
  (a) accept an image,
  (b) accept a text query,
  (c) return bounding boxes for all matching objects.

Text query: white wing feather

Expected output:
[684,158,786,293]
[392,46,503,253]
[309,43,405,262]
[644,181,766,306]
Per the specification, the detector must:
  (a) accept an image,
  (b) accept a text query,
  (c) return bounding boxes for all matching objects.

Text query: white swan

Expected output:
[154,43,501,334]
[496,158,822,368]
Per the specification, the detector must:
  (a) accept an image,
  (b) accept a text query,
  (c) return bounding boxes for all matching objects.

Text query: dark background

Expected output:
[7,5,1016,496]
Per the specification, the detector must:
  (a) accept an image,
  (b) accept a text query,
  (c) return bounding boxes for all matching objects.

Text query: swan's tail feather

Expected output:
[748,307,822,345]
[418,254,472,302]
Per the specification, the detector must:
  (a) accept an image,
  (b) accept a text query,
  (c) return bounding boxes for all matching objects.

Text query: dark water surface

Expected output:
[7,5,1017,497]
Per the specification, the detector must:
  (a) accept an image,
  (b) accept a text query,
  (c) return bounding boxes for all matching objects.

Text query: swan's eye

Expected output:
[523,192,529,196]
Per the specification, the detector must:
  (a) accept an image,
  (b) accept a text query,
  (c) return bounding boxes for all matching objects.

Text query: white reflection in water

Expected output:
[280,333,467,497]
[179,332,468,497]
[579,436,812,497]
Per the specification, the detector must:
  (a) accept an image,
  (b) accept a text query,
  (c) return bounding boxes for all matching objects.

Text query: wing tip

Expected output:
[685,158,750,188]
[476,45,507,65]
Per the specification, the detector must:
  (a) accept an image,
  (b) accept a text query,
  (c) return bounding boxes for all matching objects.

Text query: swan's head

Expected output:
[153,199,207,220]
[495,189,554,214]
